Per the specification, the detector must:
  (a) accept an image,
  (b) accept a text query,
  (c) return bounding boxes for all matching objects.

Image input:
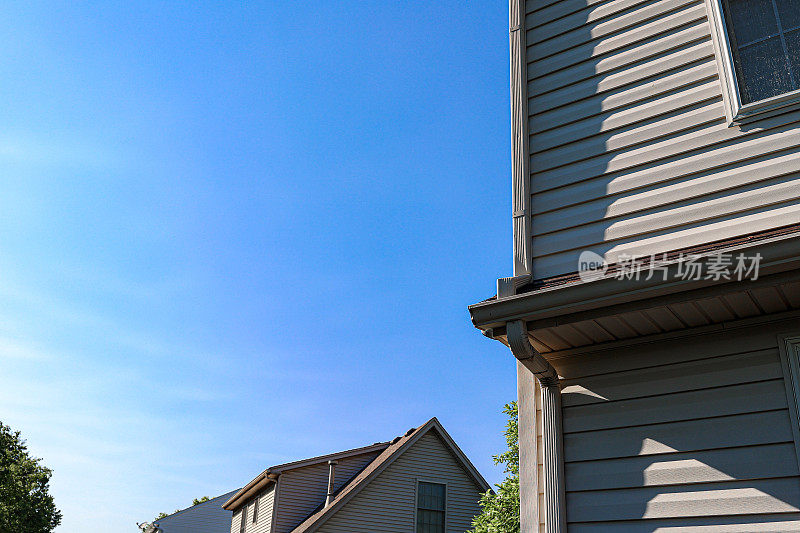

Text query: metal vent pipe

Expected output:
[325,460,338,506]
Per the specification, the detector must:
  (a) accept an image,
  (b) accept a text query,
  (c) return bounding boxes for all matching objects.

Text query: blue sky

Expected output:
[0,2,515,531]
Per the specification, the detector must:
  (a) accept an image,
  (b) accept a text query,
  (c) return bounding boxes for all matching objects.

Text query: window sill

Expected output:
[730,89,800,126]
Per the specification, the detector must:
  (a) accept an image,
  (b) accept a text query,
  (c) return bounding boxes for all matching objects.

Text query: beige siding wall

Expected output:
[231,484,274,533]
[315,432,485,533]
[553,316,800,530]
[271,451,381,533]
[231,506,242,533]
[524,0,800,278]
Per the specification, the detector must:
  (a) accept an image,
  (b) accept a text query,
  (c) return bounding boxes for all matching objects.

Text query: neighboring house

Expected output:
[223,417,490,533]
[141,490,240,533]
[469,0,800,532]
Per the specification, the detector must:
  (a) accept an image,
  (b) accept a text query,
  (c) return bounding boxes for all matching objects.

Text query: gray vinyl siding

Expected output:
[524,0,800,279]
[154,490,237,533]
[315,432,485,533]
[271,451,381,533]
[556,316,800,531]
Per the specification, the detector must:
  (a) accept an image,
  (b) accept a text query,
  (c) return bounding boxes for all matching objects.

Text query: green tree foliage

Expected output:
[192,496,211,505]
[468,402,520,533]
[0,421,62,533]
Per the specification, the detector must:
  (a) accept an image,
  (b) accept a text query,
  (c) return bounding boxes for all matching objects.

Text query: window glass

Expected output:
[728,0,777,44]
[737,36,795,101]
[776,0,800,30]
[239,506,247,533]
[416,482,445,533]
[252,497,259,523]
[787,29,800,79]
[723,0,800,104]
[417,510,444,532]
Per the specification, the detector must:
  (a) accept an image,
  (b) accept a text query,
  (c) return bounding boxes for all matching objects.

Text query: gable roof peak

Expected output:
[290,417,489,533]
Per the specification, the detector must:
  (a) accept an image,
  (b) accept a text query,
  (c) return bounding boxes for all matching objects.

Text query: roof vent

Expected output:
[404,427,416,436]
[325,460,338,507]
[390,436,401,444]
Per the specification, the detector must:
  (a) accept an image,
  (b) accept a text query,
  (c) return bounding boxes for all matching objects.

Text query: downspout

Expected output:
[506,0,566,528]
[505,320,567,533]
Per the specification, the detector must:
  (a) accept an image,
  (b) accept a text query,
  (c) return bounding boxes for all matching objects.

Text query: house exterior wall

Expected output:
[230,484,275,533]
[550,314,800,531]
[270,451,381,533]
[314,432,485,533]
[523,0,800,279]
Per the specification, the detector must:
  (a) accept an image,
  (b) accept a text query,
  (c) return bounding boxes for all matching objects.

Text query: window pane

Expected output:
[727,0,779,45]
[787,28,800,81]
[417,510,444,533]
[417,482,445,510]
[239,507,247,533]
[736,36,794,102]
[777,0,800,31]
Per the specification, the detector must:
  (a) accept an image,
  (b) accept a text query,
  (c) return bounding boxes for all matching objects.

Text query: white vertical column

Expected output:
[541,383,567,533]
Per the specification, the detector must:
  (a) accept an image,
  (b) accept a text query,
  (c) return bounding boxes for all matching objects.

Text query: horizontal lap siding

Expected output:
[316,433,485,533]
[234,486,275,533]
[250,485,275,533]
[232,510,241,533]
[272,452,380,533]
[526,0,800,278]
[558,318,800,529]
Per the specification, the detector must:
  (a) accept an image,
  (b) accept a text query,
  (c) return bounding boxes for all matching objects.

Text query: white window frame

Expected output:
[778,335,800,470]
[414,479,447,533]
[705,0,800,125]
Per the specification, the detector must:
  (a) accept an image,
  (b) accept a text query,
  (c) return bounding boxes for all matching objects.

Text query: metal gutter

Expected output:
[223,473,278,511]
[470,232,800,331]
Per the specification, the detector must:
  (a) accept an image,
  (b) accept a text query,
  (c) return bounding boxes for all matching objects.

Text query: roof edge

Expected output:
[223,441,391,511]
[154,489,240,523]
[270,442,390,474]
[469,229,800,330]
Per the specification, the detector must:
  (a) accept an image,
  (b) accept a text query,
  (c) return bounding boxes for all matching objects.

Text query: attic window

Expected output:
[239,505,247,533]
[252,497,259,523]
[416,481,446,533]
[708,0,800,123]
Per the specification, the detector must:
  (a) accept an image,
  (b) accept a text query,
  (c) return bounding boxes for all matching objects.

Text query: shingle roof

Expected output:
[148,489,240,533]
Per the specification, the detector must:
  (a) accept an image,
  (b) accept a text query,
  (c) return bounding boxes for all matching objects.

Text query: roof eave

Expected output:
[223,474,277,511]
[469,231,800,331]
